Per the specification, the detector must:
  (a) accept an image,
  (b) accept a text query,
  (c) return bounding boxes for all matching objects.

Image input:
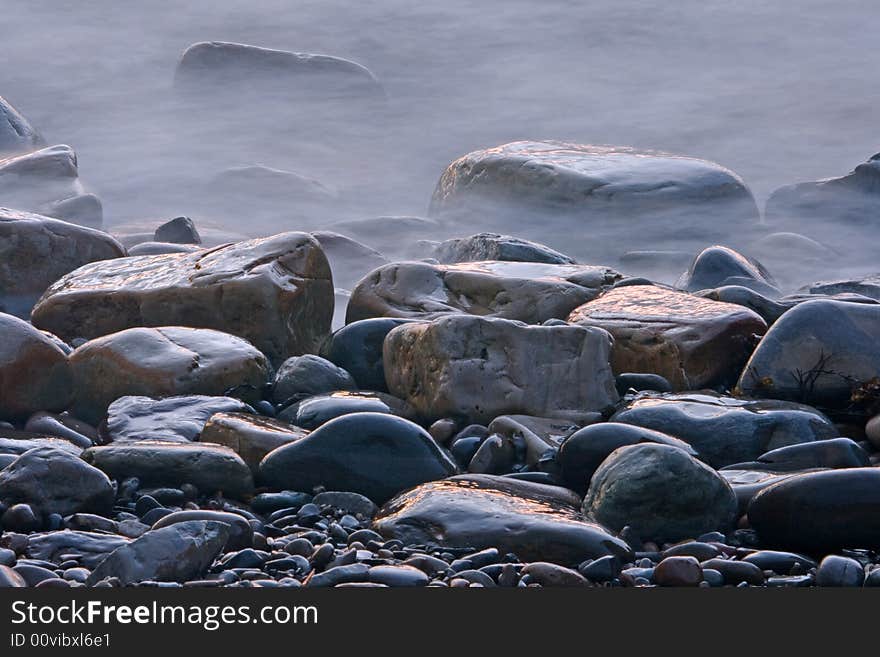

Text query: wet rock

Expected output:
[583,443,738,543]
[375,474,632,565]
[23,413,94,449]
[259,412,457,503]
[83,441,254,499]
[1,503,40,532]
[0,433,83,458]
[87,520,230,585]
[152,510,253,550]
[653,556,703,587]
[31,232,333,365]
[25,530,130,568]
[0,208,123,318]
[521,562,589,587]
[867,415,880,449]
[384,315,617,424]
[0,313,72,420]
[127,242,201,256]
[815,555,864,587]
[0,565,26,587]
[748,468,880,552]
[0,95,44,155]
[272,355,356,406]
[696,286,790,326]
[700,558,764,586]
[558,422,697,492]
[310,231,388,290]
[722,438,869,473]
[102,395,254,444]
[200,413,308,472]
[280,391,417,429]
[720,469,795,515]
[741,550,816,574]
[70,327,270,423]
[347,260,621,325]
[578,555,621,582]
[154,216,201,245]
[487,414,581,470]
[737,300,880,411]
[611,393,837,468]
[433,233,575,265]
[367,565,429,587]
[0,447,114,518]
[312,491,377,518]
[321,318,420,391]
[569,285,766,390]
[615,373,672,395]
[799,274,880,301]
[676,246,778,295]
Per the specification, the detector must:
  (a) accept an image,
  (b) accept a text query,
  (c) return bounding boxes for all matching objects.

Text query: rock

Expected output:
[42,193,103,229]
[321,318,421,391]
[279,391,416,430]
[312,491,377,519]
[737,300,880,411]
[0,313,72,420]
[867,415,880,449]
[102,395,255,444]
[0,208,123,317]
[23,413,94,449]
[720,469,795,515]
[428,141,758,259]
[699,558,764,586]
[348,259,623,326]
[154,216,201,245]
[748,468,880,552]
[259,412,457,503]
[799,274,880,301]
[127,242,201,256]
[83,441,254,499]
[31,232,333,365]
[676,246,778,295]
[69,327,270,424]
[2,504,40,532]
[384,315,618,424]
[653,556,703,587]
[741,550,816,574]
[521,562,589,587]
[815,555,865,587]
[367,565,429,587]
[487,414,581,469]
[611,393,837,468]
[0,432,83,458]
[615,373,672,395]
[0,565,26,587]
[152,510,252,550]
[87,520,230,585]
[199,412,308,472]
[175,41,383,99]
[374,474,633,565]
[558,422,697,492]
[113,219,247,250]
[272,355,356,406]
[583,443,738,543]
[722,438,870,472]
[0,447,114,518]
[0,95,43,155]
[433,233,575,265]
[25,530,130,569]
[568,285,766,390]
[696,286,790,326]
[310,231,388,290]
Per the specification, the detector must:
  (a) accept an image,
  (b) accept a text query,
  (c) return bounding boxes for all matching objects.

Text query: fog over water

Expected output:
[2,0,878,273]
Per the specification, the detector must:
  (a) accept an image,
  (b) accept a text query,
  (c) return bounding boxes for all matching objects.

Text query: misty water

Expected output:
[2,0,878,279]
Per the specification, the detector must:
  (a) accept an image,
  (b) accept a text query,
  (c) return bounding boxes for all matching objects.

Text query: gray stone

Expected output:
[0,95,44,155]
[676,245,778,295]
[433,233,575,265]
[815,555,864,587]
[272,355,356,406]
[279,391,417,430]
[127,242,201,256]
[310,231,388,290]
[152,510,252,550]
[154,216,201,245]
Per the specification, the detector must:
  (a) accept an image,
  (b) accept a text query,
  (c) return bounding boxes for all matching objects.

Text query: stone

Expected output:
[312,492,377,519]
[487,414,581,469]
[583,443,738,543]
[374,474,633,566]
[0,95,44,155]
[676,246,778,295]
[521,562,589,587]
[611,393,837,468]
[367,565,429,587]
[42,193,103,229]
[2,504,40,532]
[154,216,201,245]
[737,300,880,411]
[347,260,621,325]
[558,422,697,492]
[87,520,230,585]
[152,510,253,550]
[259,412,457,503]
[0,208,123,317]
[699,558,764,586]
[741,550,816,574]
[83,441,254,499]
[199,412,308,472]
[867,415,880,449]
[433,233,575,265]
[272,355,357,406]
[0,565,26,587]
[279,391,417,429]
[720,469,795,515]
[800,274,880,301]
[25,530,130,569]
[128,242,201,256]
[568,285,766,390]
[0,313,73,420]
[0,447,114,518]
[384,315,618,424]
[102,395,255,444]
[175,41,383,98]
[748,468,880,552]
[0,433,83,458]
[428,141,758,259]
[310,231,388,290]
[653,556,703,587]
[23,413,94,449]
[816,555,864,587]
[615,373,672,395]
[31,232,333,365]
[321,318,420,391]
[722,438,870,473]
[69,327,270,423]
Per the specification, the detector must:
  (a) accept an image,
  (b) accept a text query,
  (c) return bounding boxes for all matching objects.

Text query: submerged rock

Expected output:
[310,231,388,290]
[676,245,778,295]
[154,216,201,245]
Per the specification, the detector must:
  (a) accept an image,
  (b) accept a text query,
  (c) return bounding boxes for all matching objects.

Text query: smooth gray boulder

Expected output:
[676,245,778,295]
[272,354,357,406]
[0,95,44,155]
[154,216,201,245]
[433,233,575,265]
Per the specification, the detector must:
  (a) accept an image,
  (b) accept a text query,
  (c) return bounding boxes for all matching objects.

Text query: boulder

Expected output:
[279,391,416,429]
[259,412,457,503]
[611,393,837,468]
[583,443,738,542]
[310,231,388,290]
[199,412,308,472]
[676,245,778,295]
[69,327,270,423]
[25,530,130,569]
[346,260,621,324]
[0,95,44,155]
[433,233,575,265]
[154,216,201,245]
[0,447,114,519]
[374,474,633,565]
[722,438,870,473]
[737,299,880,411]
[568,285,766,390]
[272,354,356,406]
[799,274,880,301]
[127,242,201,256]
[384,315,618,424]
[0,313,72,420]
[31,232,334,364]
[0,208,123,317]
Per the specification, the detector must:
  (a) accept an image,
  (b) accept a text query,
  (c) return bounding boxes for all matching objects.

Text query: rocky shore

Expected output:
[3,43,880,588]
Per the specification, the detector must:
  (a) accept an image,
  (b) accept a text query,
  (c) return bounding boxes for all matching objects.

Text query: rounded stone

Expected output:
[653,556,703,587]
[272,355,356,406]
